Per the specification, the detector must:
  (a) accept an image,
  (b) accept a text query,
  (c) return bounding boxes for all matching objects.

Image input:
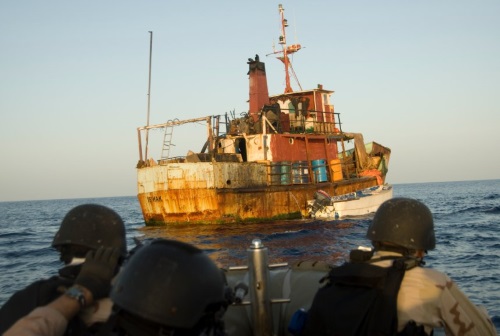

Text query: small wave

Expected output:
[484,206,500,214]
[281,247,303,256]
[454,205,483,214]
[269,229,307,238]
[0,231,38,239]
[483,193,500,200]
[448,204,500,217]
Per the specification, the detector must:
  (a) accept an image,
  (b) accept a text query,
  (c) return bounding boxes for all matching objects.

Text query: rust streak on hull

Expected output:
[138,177,378,225]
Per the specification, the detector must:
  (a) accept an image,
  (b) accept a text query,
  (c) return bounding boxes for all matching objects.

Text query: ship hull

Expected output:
[137,162,379,225]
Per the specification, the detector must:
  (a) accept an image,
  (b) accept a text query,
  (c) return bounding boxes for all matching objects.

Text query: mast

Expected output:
[277,4,301,93]
[278,4,291,93]
[145,31,153,161]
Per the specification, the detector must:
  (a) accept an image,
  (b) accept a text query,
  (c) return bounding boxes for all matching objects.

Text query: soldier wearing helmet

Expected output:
[367,196,436,254]
[303,198,496,335]
[5,239,228,336]
[0,203,127,335]
[52,203,127,261]
[107,238,228,335]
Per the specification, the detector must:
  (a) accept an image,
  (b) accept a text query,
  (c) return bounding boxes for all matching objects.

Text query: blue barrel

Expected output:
[292,161,309,184]
[311,159,328,183]
[270,162,282,185]
[280,161,292,185]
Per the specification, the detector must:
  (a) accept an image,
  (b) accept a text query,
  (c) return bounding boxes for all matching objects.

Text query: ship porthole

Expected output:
[289,138,294,144]
[226,180,231,185]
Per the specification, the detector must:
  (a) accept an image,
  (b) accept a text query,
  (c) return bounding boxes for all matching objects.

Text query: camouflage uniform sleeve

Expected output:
[438,277,497,335]
[3,306,68,336]
[0,276,70,334]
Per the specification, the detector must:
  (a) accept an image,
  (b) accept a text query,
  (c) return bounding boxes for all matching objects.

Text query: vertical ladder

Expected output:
[211,113,230,143]
[161,119,178,161]
[213,115,220,139]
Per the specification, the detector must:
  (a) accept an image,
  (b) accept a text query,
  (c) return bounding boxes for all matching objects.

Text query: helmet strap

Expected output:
[373,242,412,256]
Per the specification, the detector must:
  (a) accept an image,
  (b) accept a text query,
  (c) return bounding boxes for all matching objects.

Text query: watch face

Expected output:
[65,286,86,308]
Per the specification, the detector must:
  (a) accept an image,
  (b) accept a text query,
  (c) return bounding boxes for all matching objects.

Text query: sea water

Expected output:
[0,179,499,333]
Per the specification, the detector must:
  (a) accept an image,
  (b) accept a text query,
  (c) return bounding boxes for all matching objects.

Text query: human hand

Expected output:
[75,247,120,301]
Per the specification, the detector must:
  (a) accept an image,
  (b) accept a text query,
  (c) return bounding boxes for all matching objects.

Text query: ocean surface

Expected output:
[0,179,499,333]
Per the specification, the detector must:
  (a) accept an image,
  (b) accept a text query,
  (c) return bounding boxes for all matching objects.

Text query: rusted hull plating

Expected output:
[137,162,378,225]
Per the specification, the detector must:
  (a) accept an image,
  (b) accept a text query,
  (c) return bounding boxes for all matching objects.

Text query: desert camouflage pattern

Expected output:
[373,251,497,335]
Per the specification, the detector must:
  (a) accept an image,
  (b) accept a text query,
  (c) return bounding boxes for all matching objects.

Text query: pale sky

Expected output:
[1,1,499,202]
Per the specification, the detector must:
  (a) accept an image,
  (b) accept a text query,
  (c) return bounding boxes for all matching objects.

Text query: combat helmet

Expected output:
[367,197,436,251]
[52,204,127,257]
[110,239,227,333]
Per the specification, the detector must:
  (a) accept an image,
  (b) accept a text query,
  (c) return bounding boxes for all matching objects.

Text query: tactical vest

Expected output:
[301,253,428,336]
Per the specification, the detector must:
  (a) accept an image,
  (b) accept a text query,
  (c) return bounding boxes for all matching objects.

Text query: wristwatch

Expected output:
[65,286,86,308]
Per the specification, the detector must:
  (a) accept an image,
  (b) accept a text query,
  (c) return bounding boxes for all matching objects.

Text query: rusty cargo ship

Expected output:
[136,5,391,225]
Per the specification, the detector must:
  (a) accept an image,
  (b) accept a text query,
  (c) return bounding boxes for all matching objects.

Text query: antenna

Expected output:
[266,4,302,93]
[145,31,153,161]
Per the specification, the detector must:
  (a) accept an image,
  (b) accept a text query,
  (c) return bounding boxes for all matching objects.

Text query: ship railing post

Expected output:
[207,116,214,154]
[262,114,267,135]
[248,239,273,336]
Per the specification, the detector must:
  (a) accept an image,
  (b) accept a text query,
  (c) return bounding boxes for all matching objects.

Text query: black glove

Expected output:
[75,247,120,301]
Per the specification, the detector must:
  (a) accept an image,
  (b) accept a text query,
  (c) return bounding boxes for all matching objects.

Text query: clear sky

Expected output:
[1,1,499,202]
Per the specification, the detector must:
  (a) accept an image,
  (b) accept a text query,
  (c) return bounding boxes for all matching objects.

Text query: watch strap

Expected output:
[65,286,86,308]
